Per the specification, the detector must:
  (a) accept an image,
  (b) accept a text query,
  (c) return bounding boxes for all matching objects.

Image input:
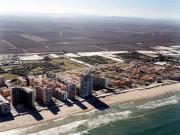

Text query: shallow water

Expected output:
[1,91,180,135]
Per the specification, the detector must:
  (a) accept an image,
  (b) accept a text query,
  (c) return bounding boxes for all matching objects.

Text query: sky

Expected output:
[0,0,179,20]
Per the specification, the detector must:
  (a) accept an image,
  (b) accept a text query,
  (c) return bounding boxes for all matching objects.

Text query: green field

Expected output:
[1,73,20,80]
[74,55,115,65]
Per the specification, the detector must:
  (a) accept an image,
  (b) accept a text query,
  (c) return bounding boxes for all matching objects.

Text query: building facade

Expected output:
[67,83,76,100]
[35,86,52,105]
[11,87,35,108]
[80,73,93,98]
[0,94,11,115]
[0,76,5,87]
[93,77,107,90]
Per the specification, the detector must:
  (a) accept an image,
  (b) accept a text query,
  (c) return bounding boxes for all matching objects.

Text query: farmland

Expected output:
[0,16,180,54]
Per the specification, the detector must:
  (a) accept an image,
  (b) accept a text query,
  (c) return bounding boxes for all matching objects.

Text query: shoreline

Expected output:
[0,83,180,132]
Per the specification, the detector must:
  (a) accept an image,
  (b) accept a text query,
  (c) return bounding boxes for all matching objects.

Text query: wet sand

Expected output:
[0,83,180,132]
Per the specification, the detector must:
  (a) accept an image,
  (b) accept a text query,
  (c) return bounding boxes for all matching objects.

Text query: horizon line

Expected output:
[0,12,180,22]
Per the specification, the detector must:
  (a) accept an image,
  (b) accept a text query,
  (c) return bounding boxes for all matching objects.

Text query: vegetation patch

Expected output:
[74,55,115,65]
[115,51,153,62]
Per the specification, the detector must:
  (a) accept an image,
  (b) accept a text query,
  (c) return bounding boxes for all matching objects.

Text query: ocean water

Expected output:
[1,91,180,135]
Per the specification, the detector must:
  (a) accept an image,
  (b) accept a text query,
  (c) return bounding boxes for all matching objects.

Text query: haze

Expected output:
[0,0,179,20]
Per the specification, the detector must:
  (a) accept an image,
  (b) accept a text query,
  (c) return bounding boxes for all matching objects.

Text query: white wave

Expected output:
[86,110,131,128]
[29,119,88,135]
[118,101,134,109]
[137,95,179,110]
[1,109,131,135]
[75,109,97,116]
[70,111,131,135]
[1,128,31,135]
[1,120,88,135]
[0,130,20,135]
[27,110,131,135]
[70,133,81,135]
[70,130,88,135]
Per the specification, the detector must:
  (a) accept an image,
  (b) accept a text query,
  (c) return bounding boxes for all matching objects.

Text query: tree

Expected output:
[43,56,52,62]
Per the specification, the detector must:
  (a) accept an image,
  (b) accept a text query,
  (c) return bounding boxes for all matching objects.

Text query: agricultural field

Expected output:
[0,16,180,54]
[0,55,85,78]
[1,73,20,80]
[74,55,115,65]
[20,34,48,42]
[115,51,153,62]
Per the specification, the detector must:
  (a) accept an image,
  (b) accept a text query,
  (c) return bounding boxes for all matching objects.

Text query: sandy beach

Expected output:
[0,83,180,132]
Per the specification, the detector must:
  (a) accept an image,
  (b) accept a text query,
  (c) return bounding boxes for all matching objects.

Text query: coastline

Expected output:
[0,83,180,132]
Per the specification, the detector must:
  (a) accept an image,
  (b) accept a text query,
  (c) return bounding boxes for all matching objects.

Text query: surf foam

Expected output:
[137,95,179,110]
[27,110,131,135]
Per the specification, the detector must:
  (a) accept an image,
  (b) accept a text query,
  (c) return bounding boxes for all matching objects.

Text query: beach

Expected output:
[0,82,180,132]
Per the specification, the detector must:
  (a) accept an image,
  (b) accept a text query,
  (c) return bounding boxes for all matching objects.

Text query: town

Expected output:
[0,45,180,118]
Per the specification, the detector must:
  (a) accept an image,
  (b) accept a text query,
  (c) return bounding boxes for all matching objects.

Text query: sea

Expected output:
[1,91,180,135]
